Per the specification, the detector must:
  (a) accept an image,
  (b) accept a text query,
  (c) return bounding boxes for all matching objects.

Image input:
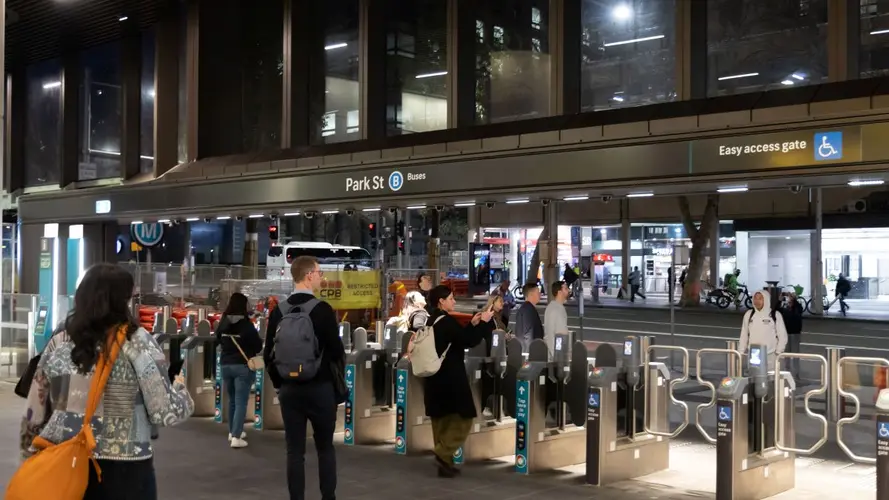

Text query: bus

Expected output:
[266,242,373,279]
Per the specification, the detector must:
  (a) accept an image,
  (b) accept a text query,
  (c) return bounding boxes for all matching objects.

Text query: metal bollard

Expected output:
[725,341,739,378]
[826,347,846,422]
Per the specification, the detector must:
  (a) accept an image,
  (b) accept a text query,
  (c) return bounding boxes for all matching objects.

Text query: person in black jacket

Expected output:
[214,292,264,448]
[781,292,804,380]
[262,256,345,500]
[423,285,494,478]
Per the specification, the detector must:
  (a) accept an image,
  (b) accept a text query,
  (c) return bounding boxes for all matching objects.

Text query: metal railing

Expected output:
[643,344,690,438]
[695,347,744,444]
[836,356,889,464]
[0,293,40,378]
[774,352,829,455]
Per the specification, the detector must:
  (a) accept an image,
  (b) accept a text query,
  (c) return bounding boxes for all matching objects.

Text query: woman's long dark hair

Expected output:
[67,263,138,374]
[223,292,250,317]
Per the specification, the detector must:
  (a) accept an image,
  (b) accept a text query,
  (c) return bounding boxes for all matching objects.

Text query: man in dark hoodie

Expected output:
[264,256,345,500]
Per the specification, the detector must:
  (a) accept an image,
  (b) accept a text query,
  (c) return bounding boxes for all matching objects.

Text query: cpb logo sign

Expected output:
[131,223,165,247]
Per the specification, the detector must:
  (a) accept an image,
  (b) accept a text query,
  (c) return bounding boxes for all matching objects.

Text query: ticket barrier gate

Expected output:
[344,327,394,445]
[154,317,191,367]
[836,356,889,500]
[181,320,220,417]
[695,345,828,500]
[514,334,589,474]
[458,330,523,463]
[585,337,689,486]
[394,331,432,455]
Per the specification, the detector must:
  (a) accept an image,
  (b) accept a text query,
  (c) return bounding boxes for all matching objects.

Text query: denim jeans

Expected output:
[279,381,338,500]
[222,364,255,438]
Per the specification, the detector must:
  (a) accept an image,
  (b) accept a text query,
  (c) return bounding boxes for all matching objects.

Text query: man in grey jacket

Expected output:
[514,282,544,351]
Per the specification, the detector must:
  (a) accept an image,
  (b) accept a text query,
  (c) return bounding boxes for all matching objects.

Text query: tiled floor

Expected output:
[0,382,877,499]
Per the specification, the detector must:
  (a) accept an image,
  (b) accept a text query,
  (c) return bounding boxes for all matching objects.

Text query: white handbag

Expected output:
[230,336,265,371]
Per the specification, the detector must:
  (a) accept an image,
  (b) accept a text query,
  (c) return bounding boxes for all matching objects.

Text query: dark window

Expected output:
[141,30,157,175]
[241,0,284,151]
[471,0,551,124]
[707,0,828,96]
[284,247,372,265]
[580,0,676,111]
[385,0,449,135]
[80,42,123,180]
[177,1,188,164]
[860,0,889,78]
[24,59,62,187]
[314,0,361,144]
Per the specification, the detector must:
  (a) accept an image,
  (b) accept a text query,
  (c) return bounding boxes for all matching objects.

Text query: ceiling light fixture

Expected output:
[407,205,427,210]
[781,80,794,85]
[612,96,625,102]
[157,219,170,224]
[216,216,231,220]
[42,81,61,90]
[603,34,664,47]
[791,73,805,80]
[248,214,264,219]
[186,217,199,222]
[324,42,348,50]
[321,210,339,215]
[627,192,654,198]
[717,186,749,193]
[871,29,889,35]
[848,179,885,187]
[283,212,300,217]
[415,71,448,79]
[131,221,143,225]
[362,208,381,212]
[454,202,476,207]
[718,72,759,81]
[118,16,128,22]
[506,199,529,204]
[563,195,590,201]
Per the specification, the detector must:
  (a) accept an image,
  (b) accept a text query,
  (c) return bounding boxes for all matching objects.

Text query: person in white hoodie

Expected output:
[739,289,788,372]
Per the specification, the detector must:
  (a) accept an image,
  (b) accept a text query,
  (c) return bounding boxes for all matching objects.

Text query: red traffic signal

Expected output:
[268,225,279,241]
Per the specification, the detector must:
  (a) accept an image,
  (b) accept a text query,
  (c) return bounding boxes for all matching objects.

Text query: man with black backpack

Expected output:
[263,255,346,500]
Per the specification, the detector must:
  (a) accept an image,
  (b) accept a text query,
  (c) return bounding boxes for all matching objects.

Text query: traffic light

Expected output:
[398,239,405,253]
[368,223,377,238]
[396,221,405,238]
[268,225,279,242]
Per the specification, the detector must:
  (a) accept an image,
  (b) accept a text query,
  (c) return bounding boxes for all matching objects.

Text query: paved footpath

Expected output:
[0,382,876,499]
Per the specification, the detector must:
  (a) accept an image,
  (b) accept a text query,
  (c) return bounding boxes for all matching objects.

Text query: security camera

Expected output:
[235,215,244,221]
[304,211,315,219]
[388,207,398,214]
[172,219,182,225]
[434,205,444,212]
[269,213,278,222]
[485,202,496,209]
[346,209,355,216]
[601,195,613,203]
[541,199,550,207]
[203,217,212,223]
[788,185,802,194]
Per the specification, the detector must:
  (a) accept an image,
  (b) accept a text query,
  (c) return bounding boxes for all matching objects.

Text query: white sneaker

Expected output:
[230,437,248,449]
[228,432,247,442]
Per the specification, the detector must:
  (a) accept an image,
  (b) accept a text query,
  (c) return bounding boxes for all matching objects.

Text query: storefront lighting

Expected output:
[871,29,889,35]
[848,180,885,187]
[407,205,426,210]
[717,186,749,193]
[603,34,664,47]
[415,71,448,79]
[322,210,339,215]
[627,192,654,198]
[505,199,529,204]
[186,217,200,222]
[42,81,61,90]
[454,202,475,207]
[216,216,231,220]
[324,42,348,50]
[362,208,381,212]
[781,80,794,86]
[282,212,300,217]
[718,72,759,81]
[248,214,264,219]
[563,195,589,201]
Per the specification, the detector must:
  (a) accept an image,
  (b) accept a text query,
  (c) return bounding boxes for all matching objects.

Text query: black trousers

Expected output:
[84,458,156,500]
[279,381,338,500]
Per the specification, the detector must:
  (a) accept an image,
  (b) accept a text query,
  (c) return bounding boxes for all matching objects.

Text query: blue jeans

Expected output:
[222,364,255,438]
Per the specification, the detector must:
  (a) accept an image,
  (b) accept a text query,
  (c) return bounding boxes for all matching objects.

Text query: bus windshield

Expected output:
[284,247,372,267]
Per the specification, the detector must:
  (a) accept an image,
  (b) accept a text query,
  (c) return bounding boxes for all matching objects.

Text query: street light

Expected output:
[612,4,632,21]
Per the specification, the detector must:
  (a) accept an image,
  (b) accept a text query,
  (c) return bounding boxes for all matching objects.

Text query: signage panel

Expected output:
[585,387,602,485]
[344,364,356,446]
[877,416,889,499]
[692,126,862,174]
[253,368,265,430]
[716,401,734,500]
[394,368,407,455]
[214,348,223,423]
[515,379,530,474]
[131,223,165,247]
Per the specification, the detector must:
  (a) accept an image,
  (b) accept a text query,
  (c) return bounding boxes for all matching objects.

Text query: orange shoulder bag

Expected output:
[6,325,128,500]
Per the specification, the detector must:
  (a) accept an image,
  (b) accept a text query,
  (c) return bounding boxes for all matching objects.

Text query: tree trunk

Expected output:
[679,194,719,307]
[526,225,549,285]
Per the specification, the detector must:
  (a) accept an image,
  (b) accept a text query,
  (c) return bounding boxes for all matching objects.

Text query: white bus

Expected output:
[266,242,373,279]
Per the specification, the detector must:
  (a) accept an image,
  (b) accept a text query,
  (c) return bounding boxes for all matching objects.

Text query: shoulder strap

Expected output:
[229,336,250,363]
[288,298,320,315]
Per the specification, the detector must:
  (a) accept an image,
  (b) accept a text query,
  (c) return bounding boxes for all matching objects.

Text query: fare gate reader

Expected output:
[714,344,797,500]
[181,319,223,418]
[514,334,590,474]
[457,331,523,463]
[586,337,689,486]
[344,327,394,445]
[395,331,433,455]
[154,317,191,367]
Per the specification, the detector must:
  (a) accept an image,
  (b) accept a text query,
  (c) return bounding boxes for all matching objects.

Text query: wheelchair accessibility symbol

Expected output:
[718,406,732,422]
[814,132,842,161]
[879,423,889,439]
[589,392,599,408]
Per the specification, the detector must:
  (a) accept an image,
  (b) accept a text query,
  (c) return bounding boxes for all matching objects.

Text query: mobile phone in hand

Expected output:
[168,359,184,383]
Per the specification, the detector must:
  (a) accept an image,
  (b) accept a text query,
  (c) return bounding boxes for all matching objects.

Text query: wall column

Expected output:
[621,199,630,298]
[153,4,181,176]
[709,213,719,288]
[121,29,143,179]
[542,201,559,294]
[810,188,824,315]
